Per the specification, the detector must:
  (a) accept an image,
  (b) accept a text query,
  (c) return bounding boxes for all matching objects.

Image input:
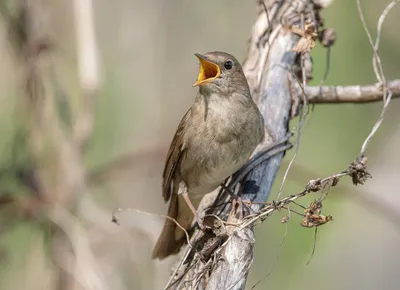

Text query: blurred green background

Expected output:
[0,0,399,289]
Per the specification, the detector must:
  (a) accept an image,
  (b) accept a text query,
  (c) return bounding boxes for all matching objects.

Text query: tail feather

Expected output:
[152,194,197,259]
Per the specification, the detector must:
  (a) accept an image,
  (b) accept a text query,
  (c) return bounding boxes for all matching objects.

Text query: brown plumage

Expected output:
[152,51,265,259]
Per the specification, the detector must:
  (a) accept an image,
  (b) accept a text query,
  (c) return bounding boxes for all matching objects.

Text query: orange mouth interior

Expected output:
[193,54,220,87]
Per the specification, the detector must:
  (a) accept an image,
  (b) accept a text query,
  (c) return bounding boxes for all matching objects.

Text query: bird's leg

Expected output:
[181,192,206,231]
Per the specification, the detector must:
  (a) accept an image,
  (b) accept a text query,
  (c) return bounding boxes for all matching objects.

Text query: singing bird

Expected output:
[152,51,265,259]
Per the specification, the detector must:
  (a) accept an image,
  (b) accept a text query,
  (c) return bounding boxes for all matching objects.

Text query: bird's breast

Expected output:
[180,93,263,197]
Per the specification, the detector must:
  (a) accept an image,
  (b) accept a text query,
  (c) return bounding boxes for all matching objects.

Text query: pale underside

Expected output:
[173,91,264,199]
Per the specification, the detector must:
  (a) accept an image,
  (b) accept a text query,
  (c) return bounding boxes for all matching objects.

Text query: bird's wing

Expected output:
[162,108,192,202]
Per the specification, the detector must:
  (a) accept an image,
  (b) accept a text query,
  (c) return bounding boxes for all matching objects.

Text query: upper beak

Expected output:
[193,53,221,87]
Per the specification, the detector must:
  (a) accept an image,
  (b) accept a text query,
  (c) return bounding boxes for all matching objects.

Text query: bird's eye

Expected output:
[224,60,233,70]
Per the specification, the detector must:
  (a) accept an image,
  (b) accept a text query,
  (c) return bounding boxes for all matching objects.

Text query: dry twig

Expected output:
[111,207,194,249]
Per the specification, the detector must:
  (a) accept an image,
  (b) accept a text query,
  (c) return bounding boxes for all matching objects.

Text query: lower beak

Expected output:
[193,53,221,87]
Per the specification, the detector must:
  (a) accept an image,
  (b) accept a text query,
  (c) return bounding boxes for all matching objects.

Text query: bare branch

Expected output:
[306,80,400,103]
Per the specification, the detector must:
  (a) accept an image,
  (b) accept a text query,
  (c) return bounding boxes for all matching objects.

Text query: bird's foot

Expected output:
[194,213,208,231]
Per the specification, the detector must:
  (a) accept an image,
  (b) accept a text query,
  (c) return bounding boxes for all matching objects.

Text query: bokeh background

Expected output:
[0,0,399,289]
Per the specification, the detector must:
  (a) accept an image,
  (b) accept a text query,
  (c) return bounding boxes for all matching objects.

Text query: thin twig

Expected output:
[282,206,305,217]
[251,205,291,289]
[277,24,310,199]
[320,47,331,86]
[373,0,399,79]
[280,159,400,230]
[165,257,198,290]
[306,227,318,265]
[356,0,386,85]
[240,172,348,229]
[260,1,272,49]
[230,141,293,187]
[357,0,394,156]
[212,140,293,218]
[111,207,194,249]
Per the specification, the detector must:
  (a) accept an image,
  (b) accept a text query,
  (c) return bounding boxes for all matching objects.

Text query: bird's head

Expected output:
[193,51,249,96]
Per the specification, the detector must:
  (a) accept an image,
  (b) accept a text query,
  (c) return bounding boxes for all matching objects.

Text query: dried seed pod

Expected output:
[319,28,337,47]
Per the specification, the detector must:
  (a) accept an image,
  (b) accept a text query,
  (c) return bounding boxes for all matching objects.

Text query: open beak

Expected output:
[193,53,221,87]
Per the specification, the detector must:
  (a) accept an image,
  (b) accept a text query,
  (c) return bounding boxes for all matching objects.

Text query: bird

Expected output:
[152,51,265,259]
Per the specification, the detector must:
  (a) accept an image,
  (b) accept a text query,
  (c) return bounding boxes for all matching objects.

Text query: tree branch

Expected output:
[306,79,400,104]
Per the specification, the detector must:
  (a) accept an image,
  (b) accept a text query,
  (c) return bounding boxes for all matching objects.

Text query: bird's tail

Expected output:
[152,194,199,259]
